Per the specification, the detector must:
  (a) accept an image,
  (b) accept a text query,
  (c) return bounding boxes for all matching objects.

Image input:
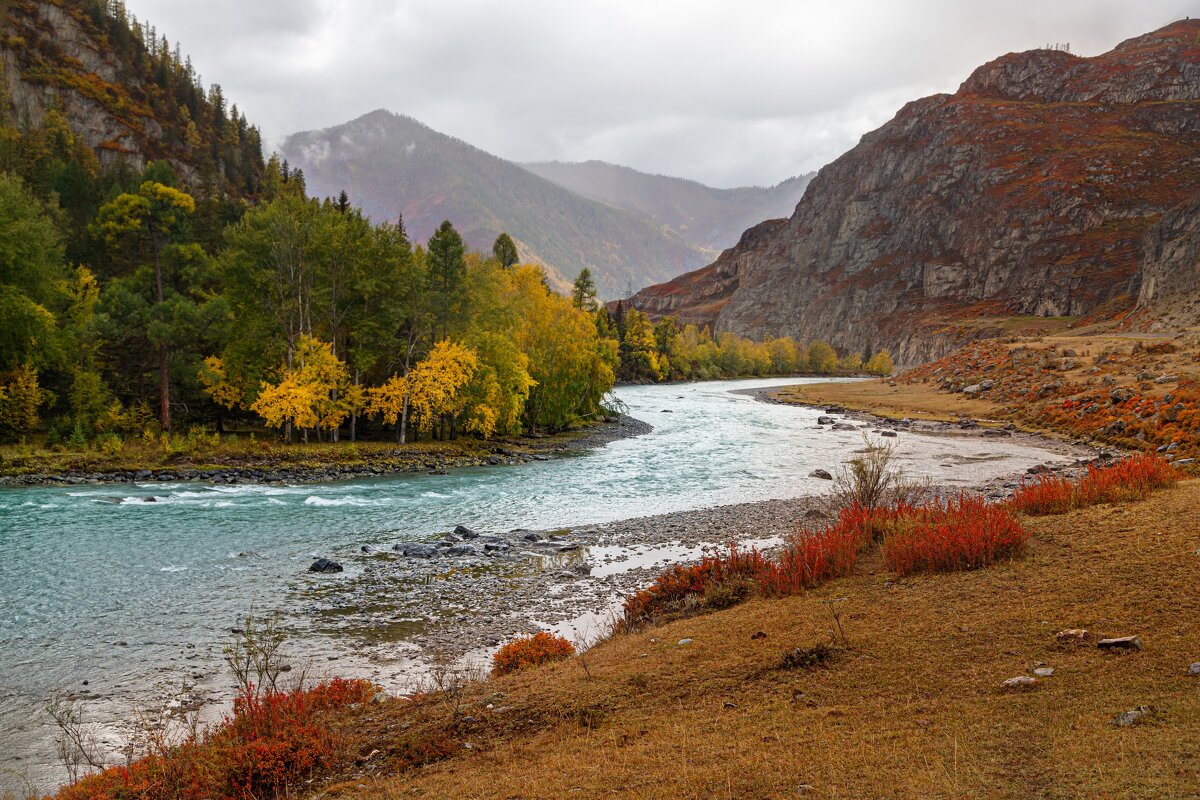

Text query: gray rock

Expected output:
[522,532,543,542]
[1110,706,1152,727]
[677,638,693,646]
[963,383,984,395]
[808,469,834,480]
[831,423,858,431]
[1001,676,1037,689]
[396,543,439,559]
[880,430,898,438]
[454,525,478,539]
[444,545,477,557]
[817,415,836,426]
[1033,667,1055,678]
[309,558,343,574]
[1097,635,1142,651]
[1187,663,1200,677]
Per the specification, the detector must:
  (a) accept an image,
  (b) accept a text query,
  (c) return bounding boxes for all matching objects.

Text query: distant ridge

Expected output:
[522,160,812,256]
[282,111,712,297]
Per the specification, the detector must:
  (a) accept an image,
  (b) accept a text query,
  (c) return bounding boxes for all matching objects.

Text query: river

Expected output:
[0,376,1082,792]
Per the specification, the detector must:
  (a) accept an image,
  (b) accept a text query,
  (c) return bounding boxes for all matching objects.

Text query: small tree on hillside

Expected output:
[492,232,519,269]
[571,268,598,311]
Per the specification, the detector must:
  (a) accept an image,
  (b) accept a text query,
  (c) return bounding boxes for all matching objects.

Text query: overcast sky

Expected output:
[128,0,1196,188]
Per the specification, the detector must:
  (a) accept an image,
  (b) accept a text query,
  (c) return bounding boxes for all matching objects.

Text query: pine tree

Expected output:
[571,268,598,311]
[428,220,467,340]
[492,232,519,268]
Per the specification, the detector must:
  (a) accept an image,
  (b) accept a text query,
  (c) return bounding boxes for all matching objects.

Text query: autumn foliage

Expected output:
[881,496,1030,577]
[1008,454,1179,516]
[491,632,576,677]
[53,678,374,800]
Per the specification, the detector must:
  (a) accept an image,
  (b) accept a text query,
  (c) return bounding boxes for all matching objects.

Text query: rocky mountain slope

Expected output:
[521,159,812,256]
[627,20,1200,363]
[281,111,711,297]
[1,0,264,193]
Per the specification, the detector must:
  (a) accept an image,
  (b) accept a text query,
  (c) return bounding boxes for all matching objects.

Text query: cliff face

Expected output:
[1,1,263,192]
[1135,192,1200,320]
[627,21,1200,363]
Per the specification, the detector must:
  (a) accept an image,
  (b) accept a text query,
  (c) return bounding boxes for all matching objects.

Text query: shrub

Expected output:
[831,436,928,511]
[882,496,1030,577]
[1009,454,1179,516]
[621,545,768,626]
[491,632,576,677]
[53,678,375,800]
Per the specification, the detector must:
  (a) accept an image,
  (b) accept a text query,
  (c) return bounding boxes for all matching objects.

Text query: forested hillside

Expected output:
[282,111,712,298]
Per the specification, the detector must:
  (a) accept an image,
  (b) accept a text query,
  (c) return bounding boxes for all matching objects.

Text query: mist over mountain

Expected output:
[521,160,813,255]
[282,111,715,297]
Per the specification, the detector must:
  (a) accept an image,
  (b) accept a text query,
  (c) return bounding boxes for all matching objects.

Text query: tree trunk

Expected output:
[400,397,409,445]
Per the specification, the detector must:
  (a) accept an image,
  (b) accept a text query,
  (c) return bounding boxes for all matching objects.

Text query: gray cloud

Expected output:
[128,0,1197,187]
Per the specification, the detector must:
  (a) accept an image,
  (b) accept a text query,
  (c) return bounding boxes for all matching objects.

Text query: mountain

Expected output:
[2,0,265,195]
[626,20,1200,363]
[281,111,711,297]
[521,160,812,255]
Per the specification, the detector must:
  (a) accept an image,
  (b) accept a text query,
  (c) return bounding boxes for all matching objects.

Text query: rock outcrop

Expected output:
[627,21,1200,363]
[1135,192,1200,321]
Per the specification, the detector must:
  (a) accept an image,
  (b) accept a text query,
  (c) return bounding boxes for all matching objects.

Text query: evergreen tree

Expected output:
[492,232,519,268]
[428,220,467,340]
[571,268,598,311]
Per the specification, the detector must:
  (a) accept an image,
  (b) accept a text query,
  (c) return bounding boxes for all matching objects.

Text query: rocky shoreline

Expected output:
[308,399,1103,681]
[0,415,654,488]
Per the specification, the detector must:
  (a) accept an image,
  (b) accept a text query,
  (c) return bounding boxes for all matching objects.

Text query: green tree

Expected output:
[428,220,467,340]
[492,231,519,269]
[571,268,598,311]
[93,180,195,431]
[0,172,69,373]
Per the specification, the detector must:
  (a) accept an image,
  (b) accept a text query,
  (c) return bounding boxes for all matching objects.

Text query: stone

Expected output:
[396,543,439,559]
[1033,667,1055,678]
[677,638,693,646]
[443,545,477,557]
[831,423,858,432]
[1187,663,1200,677]
[880,430,898,438]
[808,469,834,480]
[1110,707,1152,727]
[1154,374,1178,383]
[1098,635,1142,651]
[1056,628,1089,642]
[1001,676,1037,690]
[817,415,836,425]
[309,558,343,573]
[962,384,984,395]
[453,525,478,539]
[522,532,543,542]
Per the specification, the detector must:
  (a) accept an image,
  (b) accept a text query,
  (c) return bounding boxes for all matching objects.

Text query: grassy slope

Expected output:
[321,481,1200,799]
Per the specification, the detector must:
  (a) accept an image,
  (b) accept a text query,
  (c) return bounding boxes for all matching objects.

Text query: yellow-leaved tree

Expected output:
[251,336,352,442]
[367,340,479,441]
[865,350,895,376]
[406,340,478,438]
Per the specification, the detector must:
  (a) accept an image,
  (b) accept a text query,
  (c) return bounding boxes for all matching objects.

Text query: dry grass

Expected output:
[310,481,1200,800]
[772,379,1003,423]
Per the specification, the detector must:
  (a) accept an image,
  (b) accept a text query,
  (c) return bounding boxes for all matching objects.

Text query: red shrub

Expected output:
[491,632,576,677]
[54,678,375,800]
[1009,454,1178,516]
[882,496,1030,577]
[757,504,884,595]
[620,545,768,625]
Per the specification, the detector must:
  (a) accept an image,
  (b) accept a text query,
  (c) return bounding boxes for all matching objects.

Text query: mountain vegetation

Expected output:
[522,159,812,255]
[625,20,1200,364]
[280,111,713,298]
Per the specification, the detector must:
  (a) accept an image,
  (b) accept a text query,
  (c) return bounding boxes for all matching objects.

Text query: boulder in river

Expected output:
[309,558,343,573]
[453,525,478,539]
[817,415,836,426]
[808,469,834,480]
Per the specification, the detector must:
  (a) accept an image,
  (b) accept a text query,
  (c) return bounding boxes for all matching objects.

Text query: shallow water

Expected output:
[0,377,1076,789]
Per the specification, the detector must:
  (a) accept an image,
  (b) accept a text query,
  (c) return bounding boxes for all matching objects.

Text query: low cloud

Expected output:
[129,0,1195,187]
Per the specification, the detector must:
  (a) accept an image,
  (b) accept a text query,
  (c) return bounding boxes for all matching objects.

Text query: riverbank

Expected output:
[0,415,653,487]
[326,477,1200,799]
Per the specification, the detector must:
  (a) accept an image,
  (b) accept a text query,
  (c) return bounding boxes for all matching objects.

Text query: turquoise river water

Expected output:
[0,377,1079,790]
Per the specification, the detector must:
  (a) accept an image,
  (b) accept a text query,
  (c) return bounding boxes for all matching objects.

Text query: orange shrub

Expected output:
[620,545,768,625]
[54,678,374,800]
[882,496,1029,577]
[491,632,576,677]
